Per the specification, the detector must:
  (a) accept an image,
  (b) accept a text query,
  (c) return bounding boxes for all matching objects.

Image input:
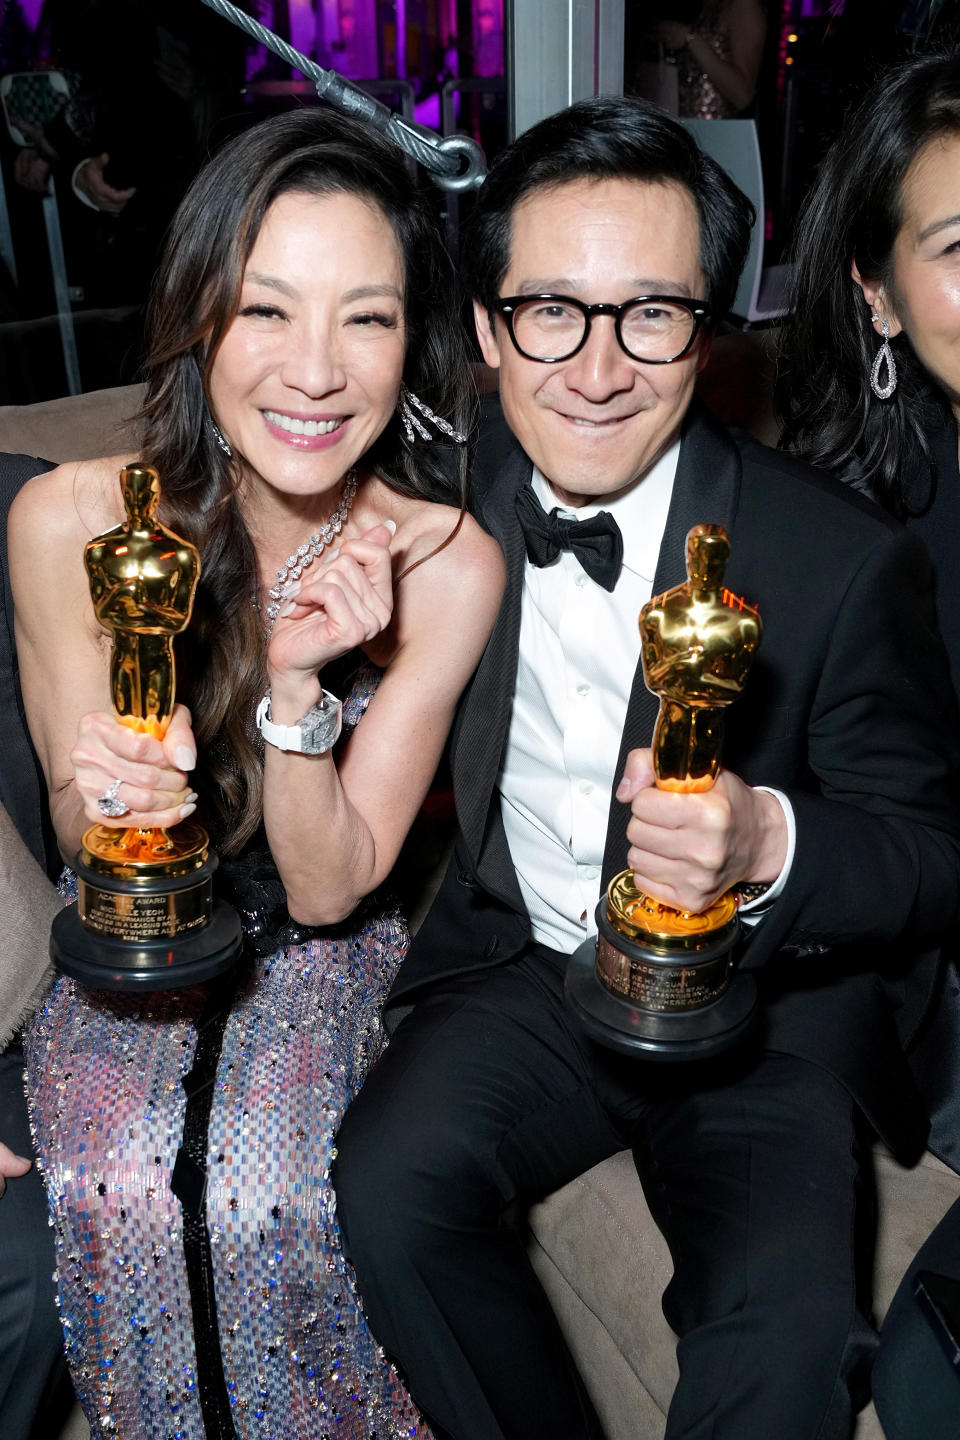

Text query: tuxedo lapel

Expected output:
[454,416,530,871]
[600,406,743,886]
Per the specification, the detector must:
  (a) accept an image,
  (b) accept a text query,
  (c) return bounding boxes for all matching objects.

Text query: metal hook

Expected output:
[434,134,487,193]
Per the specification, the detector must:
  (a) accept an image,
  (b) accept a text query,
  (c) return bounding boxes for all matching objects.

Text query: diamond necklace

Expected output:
[262,470,358,637]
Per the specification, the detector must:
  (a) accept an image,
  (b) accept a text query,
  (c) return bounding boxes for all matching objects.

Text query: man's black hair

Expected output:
[465,94,754,325]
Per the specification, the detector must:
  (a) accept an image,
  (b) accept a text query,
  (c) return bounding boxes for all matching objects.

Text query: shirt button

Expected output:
[576,682,590,697]
[579,780,594,795]
[574,571,588,589]
[582,865,600,880]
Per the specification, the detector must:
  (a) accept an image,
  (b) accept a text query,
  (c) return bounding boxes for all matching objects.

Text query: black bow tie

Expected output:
[515,483,624,592]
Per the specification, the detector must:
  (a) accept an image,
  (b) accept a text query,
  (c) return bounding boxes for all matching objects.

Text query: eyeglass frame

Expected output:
[492,293,713,365]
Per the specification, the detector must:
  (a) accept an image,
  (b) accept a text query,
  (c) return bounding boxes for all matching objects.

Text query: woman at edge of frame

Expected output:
[778,50,960,1440]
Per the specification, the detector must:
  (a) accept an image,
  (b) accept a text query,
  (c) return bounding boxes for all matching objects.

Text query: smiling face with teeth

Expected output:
[474,176,709,509]
[208,188,406,516]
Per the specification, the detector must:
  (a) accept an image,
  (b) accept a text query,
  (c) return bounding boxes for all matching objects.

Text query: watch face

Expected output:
[257,691,342,753]
[299,697,342,754]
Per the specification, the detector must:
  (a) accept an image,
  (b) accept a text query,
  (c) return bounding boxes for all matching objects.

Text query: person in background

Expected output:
[657,0,767,118]
[11,0,254,304]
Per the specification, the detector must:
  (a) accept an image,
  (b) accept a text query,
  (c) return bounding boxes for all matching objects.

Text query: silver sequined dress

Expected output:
[24,668,431,1440]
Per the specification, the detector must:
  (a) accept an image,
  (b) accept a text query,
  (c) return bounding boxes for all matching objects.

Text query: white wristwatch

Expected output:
[256,689,342,755]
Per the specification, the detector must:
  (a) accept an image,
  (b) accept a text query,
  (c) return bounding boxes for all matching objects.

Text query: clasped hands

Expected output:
[616,748,787,913]
[73,523,395,827]
[265,521,395,715]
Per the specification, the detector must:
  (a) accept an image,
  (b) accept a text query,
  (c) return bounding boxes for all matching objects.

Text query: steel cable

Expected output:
[198,0,486,191]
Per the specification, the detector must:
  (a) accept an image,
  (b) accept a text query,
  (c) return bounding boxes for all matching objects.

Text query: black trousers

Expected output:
[0,1044,73,1440]
[334,947,877,1440]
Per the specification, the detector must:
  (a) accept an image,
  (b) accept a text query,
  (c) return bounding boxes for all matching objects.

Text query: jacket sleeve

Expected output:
[742,526,960,966]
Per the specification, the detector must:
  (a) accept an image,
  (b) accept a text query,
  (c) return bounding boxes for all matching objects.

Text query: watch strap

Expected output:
[256,689,342,755]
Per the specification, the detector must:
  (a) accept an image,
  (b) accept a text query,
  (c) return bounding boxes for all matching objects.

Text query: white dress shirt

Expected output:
[498,442,795,954]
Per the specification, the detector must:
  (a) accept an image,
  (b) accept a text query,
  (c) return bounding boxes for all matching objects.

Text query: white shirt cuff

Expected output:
[71,158,99,210]
[738,786,795,927]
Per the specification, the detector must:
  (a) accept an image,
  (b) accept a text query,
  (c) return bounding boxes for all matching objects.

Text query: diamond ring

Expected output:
[96,778,130,819]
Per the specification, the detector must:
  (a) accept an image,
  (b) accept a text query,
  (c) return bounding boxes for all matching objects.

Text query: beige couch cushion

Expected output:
[0,384,144,462]
[528,1146,960,1440]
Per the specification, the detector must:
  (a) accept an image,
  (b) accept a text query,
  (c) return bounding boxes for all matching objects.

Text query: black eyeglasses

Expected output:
[494,293,712,365]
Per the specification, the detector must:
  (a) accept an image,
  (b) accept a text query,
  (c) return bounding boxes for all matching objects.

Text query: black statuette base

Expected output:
[52,899,242,992]
[564,933,757,1061]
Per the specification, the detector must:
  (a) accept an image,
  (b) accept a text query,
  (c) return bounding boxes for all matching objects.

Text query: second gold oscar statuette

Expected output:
[565,524,762,1060]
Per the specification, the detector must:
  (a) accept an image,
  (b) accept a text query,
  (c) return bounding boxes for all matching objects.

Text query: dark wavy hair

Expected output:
[138,106,471,853]
[464,94,754,326]
[778,53,960,513]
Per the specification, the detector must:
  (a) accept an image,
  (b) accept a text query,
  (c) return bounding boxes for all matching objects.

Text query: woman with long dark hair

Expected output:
[779,52,960,1437]
[8,106,503,1438]
[779,52,960,689]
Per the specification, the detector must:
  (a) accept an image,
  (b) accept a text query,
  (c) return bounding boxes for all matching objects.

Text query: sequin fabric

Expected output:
[679,3,737,119]
[24,663,432,1440]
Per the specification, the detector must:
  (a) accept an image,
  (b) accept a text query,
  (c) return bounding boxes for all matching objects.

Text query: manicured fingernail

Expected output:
[179,802,196,820]
[185,791,198,804]
[277,600,296,618]
[383,519,397,536]
[616,776,632,801]
[280,579,301,599]
[322,547,341,564]
[174,745,196,771]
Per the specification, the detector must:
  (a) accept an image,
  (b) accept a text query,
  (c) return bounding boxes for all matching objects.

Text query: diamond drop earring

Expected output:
[869,315,898,400]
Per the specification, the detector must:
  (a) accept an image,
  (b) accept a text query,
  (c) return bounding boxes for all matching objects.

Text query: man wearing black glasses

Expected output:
[335,96,960,1440]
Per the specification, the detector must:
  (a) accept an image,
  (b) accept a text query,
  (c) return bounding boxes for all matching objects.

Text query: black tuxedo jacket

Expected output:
[890,401,960,1168]
[398,401,960,1160]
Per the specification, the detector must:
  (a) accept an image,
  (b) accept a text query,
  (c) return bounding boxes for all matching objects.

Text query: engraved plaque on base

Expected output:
[565,886,756,1061]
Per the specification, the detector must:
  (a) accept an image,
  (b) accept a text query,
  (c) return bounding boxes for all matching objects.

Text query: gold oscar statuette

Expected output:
[565,524,762,1059]
[51,465,242,990]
